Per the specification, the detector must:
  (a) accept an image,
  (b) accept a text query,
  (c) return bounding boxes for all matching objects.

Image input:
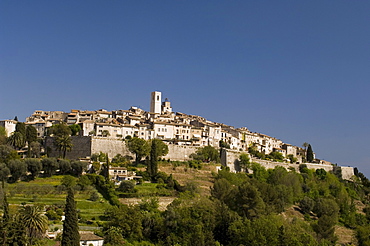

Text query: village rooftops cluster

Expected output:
[1,91,308,162]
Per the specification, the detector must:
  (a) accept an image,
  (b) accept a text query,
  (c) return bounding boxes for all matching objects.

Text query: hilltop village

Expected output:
[3,90,357,181]
[1,91,313,164]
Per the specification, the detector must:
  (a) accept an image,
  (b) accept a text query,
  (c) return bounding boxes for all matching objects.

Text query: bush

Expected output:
[188,160,202,169]
[46,209,62,221]
[89,191,100,201]
[299,196,315,214]
[117,180,136,193]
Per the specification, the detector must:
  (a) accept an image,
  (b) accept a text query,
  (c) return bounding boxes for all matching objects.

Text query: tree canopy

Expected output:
[50,123,73,158]
[127,137,150,165]
[190,145,220,163]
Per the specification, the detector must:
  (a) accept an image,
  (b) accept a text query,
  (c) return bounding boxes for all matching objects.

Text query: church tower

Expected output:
[150,91,162,114]
[162,98,172,114]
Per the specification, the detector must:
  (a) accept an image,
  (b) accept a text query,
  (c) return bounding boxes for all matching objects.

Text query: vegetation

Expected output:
[148,139,169,180]
[127,137,150,165]
[49,123,73,158]
[190,145,220,163]
[307,144,314,163]
[61,188,80,246]
[68,124,82,136]
[0,126,7,145]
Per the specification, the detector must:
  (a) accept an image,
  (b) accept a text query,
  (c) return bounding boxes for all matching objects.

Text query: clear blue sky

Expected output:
[1,1,370,176]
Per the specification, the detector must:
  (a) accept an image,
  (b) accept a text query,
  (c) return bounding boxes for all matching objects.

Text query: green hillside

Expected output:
[1,153,370,245]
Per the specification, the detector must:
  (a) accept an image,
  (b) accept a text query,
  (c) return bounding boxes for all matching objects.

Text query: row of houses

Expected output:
[2,91,310,162]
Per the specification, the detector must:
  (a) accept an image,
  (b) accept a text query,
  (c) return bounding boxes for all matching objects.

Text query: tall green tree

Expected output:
[1,181,10,245]
[307,144,314,163]
[148,139,168,179]
[25,125,37,145]
[15,122,26,137]
[127,137,150,165]
[61,188,80,246]
[25,125,38,157]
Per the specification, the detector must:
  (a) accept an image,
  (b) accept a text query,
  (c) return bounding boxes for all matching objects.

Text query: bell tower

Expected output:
[150,91,162,114]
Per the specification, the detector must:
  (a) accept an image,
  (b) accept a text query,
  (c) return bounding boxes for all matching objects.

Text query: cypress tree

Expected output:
[149,139,158,180]
[1,181,9,245]
[307,144,314,163]
[61,188,80,246]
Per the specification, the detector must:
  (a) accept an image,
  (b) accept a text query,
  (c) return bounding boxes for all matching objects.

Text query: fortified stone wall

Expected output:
[91,137,132,159]
[341,166,355,180]
[221,148,245,172]
[44,137,354,180]
[163,145,199,161]
[45,136,92,159]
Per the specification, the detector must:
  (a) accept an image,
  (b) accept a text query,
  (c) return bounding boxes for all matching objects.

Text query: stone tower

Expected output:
[162,98,172,114]
[150,91,162,114]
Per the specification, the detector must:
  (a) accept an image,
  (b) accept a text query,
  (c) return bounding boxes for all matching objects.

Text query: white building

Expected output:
[79,232,104,246]
[150,91,162,114]
[0,120,17,137]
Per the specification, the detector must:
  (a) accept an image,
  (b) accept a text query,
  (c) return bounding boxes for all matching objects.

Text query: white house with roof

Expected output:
[108,166,141,184]
[153,121,175,140]
[174,123,192,143]
[95,122,123,138]
[79,232,104,246]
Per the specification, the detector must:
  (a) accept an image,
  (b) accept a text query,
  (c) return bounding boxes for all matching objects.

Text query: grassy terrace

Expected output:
[4,175,112,227]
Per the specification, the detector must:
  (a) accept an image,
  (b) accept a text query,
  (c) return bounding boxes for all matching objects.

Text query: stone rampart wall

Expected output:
[45,136,92,159]
[163,145,199,161]
[91,137,133,159]
[341,166,355,180]
[44,137,354,180]
[221,149,245,172]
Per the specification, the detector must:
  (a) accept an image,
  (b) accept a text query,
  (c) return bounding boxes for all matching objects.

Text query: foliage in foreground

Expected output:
[98,164,370,246]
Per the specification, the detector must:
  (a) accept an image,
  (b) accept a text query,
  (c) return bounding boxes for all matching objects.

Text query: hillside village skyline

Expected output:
[2,91,318,165]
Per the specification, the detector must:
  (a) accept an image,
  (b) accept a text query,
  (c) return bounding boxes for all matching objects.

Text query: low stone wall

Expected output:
[250,159,354,180]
